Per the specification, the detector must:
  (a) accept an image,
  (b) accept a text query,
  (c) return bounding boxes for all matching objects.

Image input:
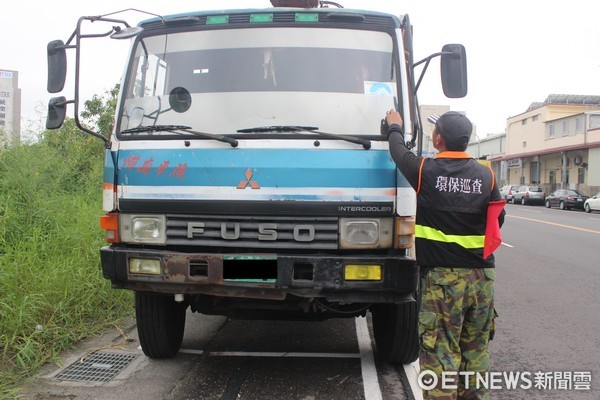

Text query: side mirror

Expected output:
[440,44,468,98]
[110,26,144,40]
[46,96,68,129]
[47,40,67,93]
[169,87,192,113]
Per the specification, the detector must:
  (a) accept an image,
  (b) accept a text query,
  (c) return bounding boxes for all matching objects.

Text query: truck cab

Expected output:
[46,1,467,364]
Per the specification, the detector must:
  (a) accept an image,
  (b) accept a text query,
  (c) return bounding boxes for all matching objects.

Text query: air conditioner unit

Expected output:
[574,156,582,165]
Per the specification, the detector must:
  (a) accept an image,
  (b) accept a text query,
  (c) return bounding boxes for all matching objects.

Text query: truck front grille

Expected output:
[166,215,338,250]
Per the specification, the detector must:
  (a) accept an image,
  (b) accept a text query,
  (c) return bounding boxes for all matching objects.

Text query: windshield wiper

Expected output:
[120,125,192,134]
[237,125,318,133]
[120,125,238,147]
[237,125,371,150]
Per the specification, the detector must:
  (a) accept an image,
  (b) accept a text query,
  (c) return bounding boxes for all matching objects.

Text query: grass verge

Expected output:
[0,137,132,398]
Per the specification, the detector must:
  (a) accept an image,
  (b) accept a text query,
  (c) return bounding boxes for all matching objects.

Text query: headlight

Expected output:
[339,218,393,249]
[120,215,166,245]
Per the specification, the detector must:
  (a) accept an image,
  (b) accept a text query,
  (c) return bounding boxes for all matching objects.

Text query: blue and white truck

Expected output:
[46,0,467,364]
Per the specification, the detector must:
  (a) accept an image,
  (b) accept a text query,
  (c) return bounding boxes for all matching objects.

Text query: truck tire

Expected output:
[135,292,187,358]
[371,301,419,364]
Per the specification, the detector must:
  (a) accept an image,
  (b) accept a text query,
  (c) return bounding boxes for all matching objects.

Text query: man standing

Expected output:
[384,110,505,400]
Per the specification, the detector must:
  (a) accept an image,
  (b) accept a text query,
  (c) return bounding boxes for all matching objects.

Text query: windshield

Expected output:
[566,190,584,196]
[118,27,396,137]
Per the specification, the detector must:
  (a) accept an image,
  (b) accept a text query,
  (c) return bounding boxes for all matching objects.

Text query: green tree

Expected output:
[80,84,120,137]
[41,84,120,193]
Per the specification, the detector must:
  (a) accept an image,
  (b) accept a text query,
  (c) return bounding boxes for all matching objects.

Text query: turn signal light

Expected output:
[100,213,119,243]
[395,217,415,249]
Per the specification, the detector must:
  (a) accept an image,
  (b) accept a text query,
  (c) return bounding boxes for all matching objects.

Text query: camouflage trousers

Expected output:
[419,267,496,400]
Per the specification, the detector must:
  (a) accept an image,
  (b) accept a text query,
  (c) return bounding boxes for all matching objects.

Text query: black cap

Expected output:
[435,111,472,151]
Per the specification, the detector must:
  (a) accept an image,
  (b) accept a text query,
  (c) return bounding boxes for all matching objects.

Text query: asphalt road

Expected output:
[21,203,600,399]
[489,203,600,399]
[22,311,416,399]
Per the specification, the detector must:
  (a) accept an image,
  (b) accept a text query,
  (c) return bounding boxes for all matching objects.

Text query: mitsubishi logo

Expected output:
[237,168,260,189]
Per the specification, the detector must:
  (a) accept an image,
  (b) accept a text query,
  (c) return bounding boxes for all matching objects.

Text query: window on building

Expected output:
[522,118,528,125]
[578,167,585,184]
[549,124,555,139]
[532,115,539,122]
[591,114,600,129]
[576,117,584,132]
[562,120,569,136]
[522,141,527,148]
[565,169,570,185]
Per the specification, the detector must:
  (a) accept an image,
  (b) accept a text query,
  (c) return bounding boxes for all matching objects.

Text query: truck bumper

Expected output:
[100,246,418,304]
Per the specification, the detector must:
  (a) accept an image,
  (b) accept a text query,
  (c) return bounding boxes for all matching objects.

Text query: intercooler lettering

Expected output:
[338,206,392,213]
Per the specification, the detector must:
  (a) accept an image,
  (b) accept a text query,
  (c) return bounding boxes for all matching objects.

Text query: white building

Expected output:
[0,69,21,146]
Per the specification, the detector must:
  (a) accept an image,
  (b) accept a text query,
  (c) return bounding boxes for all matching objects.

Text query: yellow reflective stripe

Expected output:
[415,225,484,249]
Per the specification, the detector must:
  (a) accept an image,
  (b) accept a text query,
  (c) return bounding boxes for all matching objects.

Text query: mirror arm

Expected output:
[412,51,453,94]
[74,116,110,145]
[81,29,120,40]
[56,99,75,108]
[69,16,113,146]
[414,58,431,95]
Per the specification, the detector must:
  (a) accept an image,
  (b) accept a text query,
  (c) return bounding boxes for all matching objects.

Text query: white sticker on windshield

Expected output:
[364,81,396,97]
[193,68,210,74]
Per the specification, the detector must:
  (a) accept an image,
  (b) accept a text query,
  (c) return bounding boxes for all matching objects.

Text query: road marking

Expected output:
[177,318,410,400]
[404,361,423,400]
[178,348,204,355]
[178,348,359,358]
[355,317,383,400]
[507,215,600,234]
[501,242,514,248]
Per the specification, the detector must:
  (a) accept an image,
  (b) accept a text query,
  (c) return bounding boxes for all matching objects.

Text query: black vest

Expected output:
[415,152,495,268]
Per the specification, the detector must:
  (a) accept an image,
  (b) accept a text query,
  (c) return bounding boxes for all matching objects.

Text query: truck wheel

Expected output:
[135,292,187,358]
[371,302,419,364]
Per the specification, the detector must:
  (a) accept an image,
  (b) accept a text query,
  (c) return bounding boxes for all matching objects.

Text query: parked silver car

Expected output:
[500,184,520,202]
[512,185,545,205]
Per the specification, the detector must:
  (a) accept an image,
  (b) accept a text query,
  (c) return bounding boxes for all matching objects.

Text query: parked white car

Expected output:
[584,192,600,213]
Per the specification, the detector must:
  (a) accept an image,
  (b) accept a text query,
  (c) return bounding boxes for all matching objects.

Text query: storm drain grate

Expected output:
[54,351,137,383]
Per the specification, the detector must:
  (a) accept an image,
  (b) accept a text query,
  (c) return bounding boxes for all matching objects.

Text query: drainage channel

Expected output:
[54,351,137,383]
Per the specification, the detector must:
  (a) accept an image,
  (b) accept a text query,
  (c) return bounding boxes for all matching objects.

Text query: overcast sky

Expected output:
[4,0,600,138]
